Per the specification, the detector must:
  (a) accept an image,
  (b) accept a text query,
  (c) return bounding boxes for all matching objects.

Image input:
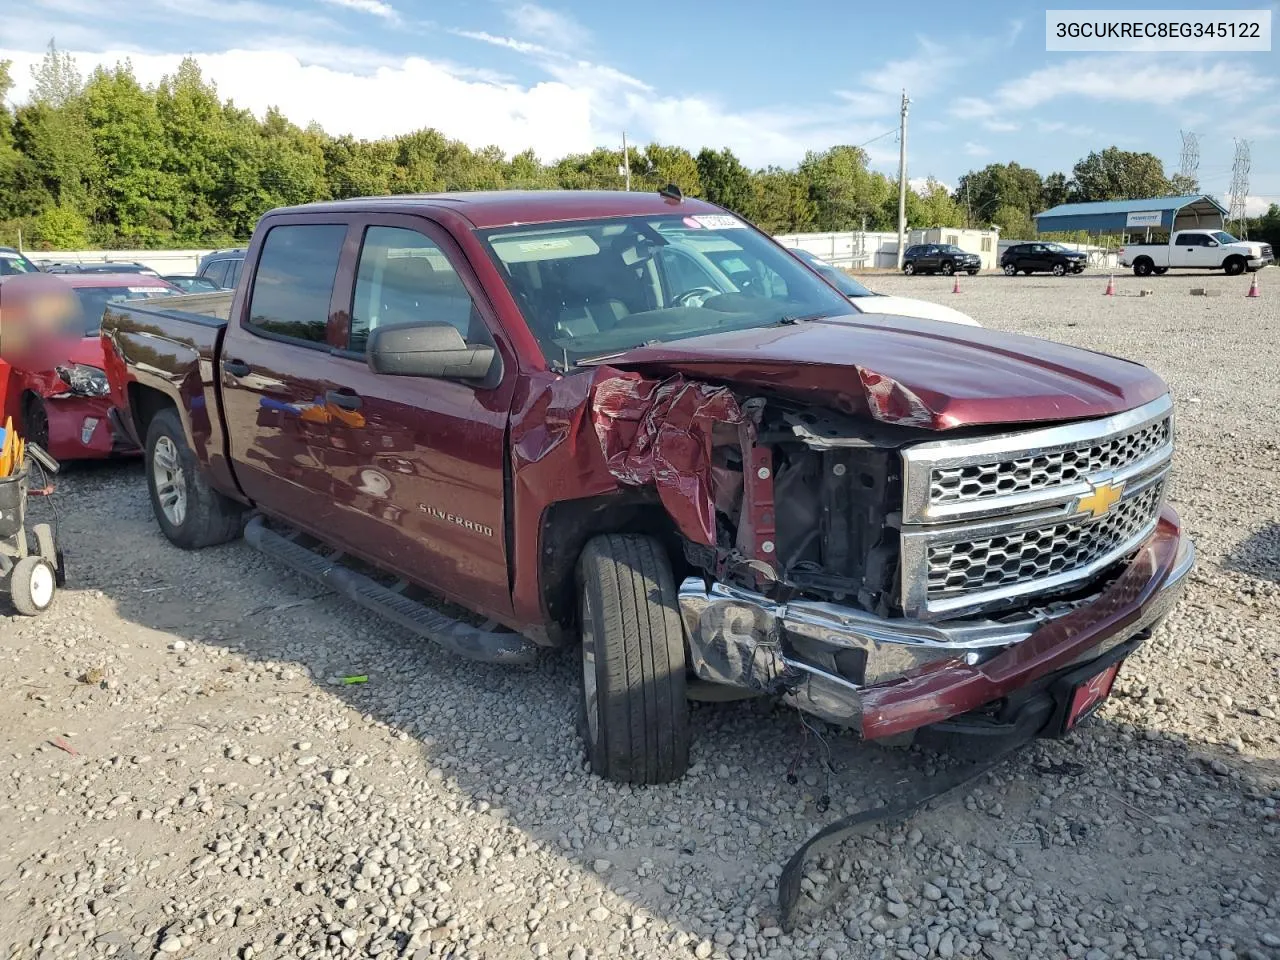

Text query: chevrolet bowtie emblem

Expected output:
[1075,480,1125,519]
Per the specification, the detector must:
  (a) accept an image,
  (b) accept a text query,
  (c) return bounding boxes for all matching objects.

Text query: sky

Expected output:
[1,0,1276,215]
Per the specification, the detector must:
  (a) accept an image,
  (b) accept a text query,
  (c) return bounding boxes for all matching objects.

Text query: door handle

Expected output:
[325,390,363,411]
[224,359,251,377]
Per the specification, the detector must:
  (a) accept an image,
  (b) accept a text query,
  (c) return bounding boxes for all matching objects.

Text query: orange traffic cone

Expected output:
[1103,275,1115,296]
[952,274,961,294]
[1246,273,1260,298]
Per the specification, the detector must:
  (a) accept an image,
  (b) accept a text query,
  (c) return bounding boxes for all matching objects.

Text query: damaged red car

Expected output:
[12,273,180,461]
[101,190,1194,784]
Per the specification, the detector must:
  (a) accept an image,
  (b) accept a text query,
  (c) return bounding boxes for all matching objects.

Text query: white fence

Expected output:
[28,249,217,275]
[773,231,903,269]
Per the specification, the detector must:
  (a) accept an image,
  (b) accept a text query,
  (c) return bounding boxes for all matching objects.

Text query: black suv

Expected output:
[1000,242,1087,276]
[902,244,981,276]
[197,248,247,289]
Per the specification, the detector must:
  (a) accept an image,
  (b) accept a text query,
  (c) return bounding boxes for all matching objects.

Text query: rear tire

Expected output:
[1002,263,1017,276]
[1133,258,1154,277]
[9,556,55,615]
[903,263,915,275]
[145,407,244,550]
[577,534,689,785]
[1224,256,1246,276]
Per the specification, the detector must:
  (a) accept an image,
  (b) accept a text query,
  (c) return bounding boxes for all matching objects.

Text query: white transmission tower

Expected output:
[1178,130,1199,187]
[1228,138,1251,238]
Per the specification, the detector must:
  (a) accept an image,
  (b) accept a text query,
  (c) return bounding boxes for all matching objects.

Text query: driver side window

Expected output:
[658,248,719,303]
[350,226,483,354]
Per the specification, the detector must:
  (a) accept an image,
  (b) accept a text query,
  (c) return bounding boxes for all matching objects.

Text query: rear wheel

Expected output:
[1133,258,1154,277]
[903,262,915,275]
[577,534,689,785]
[145,407,244,549]
[1224,256,1246,276]
[1002,263,1017,276]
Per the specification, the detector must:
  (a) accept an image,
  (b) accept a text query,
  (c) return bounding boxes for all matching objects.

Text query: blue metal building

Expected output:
[1034,194,1228,235]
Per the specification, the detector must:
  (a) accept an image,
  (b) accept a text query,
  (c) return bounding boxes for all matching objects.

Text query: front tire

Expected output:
[1153,266,1169,275]
[1052,263,1067,277]
[22,394,50,453]
[578,534,689,785]
[940,261,955,276]
[966,269,979,276]
[1223,256,1246,276]
[9,556,56,615]
[145,407,244,550]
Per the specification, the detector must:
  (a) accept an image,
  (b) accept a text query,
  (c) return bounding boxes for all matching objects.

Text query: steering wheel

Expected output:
[671,287,721,308]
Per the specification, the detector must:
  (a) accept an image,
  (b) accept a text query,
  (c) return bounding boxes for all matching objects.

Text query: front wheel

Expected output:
[145,407,244,549]
[1051,263,1067,277]
[1223,256,1246,276]
[22,394,50,453]
[578,534,689,785]
[9,556,56,616]
[966,269,979,276]
[940,261,955,276]
[903,263,915,275]
[1153,267,1169,275]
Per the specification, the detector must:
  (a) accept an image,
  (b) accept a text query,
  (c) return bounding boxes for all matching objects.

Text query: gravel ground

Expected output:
[2,269,1278,960]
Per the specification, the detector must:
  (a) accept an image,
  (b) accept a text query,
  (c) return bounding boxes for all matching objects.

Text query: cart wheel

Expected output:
[10,556,56,616]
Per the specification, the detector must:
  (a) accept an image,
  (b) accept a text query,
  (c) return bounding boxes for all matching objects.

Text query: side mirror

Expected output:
[368,322,496,380]
[1206,240,1219,247]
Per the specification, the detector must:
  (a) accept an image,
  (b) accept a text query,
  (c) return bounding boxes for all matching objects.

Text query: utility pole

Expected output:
[895,90,910,270]
[622,131,631,192]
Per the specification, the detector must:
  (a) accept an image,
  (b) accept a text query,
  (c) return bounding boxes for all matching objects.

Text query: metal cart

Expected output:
[0,442,64,616]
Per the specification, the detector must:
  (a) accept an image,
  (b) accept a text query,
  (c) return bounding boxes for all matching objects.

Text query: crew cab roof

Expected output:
[268,190,724,230]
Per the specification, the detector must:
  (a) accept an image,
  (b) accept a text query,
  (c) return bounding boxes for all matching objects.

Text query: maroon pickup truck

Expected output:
[101,190,1194,785]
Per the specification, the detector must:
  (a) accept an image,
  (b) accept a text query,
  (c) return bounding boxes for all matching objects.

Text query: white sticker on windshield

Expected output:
[691,215,746,230]
[128,287,168,294]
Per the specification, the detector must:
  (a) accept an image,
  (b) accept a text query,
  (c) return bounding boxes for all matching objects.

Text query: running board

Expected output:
[243,516,538,665]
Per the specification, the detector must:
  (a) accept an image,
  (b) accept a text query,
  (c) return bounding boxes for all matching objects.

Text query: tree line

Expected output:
[1,45,1276,250]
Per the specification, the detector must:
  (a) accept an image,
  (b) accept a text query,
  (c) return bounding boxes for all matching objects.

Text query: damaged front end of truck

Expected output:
[581,340,1195,743]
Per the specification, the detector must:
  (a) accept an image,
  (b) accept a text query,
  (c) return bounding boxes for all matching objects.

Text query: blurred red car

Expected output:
[11,274,182,461]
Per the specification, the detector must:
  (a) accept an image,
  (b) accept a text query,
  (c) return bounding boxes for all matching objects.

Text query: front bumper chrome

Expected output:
[678,507,1194,737]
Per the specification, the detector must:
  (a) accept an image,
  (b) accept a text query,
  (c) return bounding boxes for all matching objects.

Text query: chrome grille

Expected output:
[927,481,1164,597]
[898,395,1176,619]
[930,417,1170,506]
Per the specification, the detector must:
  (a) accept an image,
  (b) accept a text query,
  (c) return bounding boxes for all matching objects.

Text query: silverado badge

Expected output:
[1075,479,1125,519]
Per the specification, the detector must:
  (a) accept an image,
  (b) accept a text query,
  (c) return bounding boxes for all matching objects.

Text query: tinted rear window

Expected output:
[247,225,346,344]
[202,260,229,286]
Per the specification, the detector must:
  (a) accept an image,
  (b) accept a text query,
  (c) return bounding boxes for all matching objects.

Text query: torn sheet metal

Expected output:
[590,371,747,547]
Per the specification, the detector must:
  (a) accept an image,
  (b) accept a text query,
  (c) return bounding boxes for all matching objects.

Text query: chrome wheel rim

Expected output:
[152,436,188,527]
[1053,264,1065,276]
[581,593,599,746]
[29,562,54,609]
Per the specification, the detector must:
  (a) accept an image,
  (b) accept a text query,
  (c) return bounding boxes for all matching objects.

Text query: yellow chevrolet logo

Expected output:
[1075,480,1125,519]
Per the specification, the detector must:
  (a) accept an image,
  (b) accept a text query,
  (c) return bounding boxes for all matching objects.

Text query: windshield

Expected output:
[0,251,39,276]
[480,214,852,364]
[789,249,876,298]
[1043,243,1069,253]
[73,285,179,334]
[1212,231,1239,244]
[939,245,966,255]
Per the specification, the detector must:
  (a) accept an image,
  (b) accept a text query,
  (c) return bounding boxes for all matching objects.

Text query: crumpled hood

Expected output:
[604,315,1169,430]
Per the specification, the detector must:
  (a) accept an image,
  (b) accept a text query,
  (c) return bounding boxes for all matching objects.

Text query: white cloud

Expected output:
[963,142,990,157]
[909,176,952,194]
[0,46,596,160]
[505,3,589,51]
[981,119,1019,133]
[1245,195,1277,217]
[320,0,398,20]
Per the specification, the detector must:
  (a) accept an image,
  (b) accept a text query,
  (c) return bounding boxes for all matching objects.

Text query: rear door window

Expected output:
[225,259,243,288]
[246,225,347,344]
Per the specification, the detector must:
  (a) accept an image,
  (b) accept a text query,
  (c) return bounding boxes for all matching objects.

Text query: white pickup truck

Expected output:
[1119,229,1274,277]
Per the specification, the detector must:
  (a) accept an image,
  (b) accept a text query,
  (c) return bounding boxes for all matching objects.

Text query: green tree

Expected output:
[1041,171,1070,210]
[552,147,623,191]
[751,166,815,233]
[1069,147,1172,202]
[632,143,701,196]
[799,145,890,231]
[953,162,1043,227]
[913,178,964,228]
[31,203,88,248]
[696,148,754,216]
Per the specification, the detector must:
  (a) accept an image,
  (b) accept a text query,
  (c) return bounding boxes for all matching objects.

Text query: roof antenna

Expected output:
[658,183,683,202]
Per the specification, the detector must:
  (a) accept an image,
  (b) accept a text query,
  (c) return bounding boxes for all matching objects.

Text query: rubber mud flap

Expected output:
[778,735,1032,931]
